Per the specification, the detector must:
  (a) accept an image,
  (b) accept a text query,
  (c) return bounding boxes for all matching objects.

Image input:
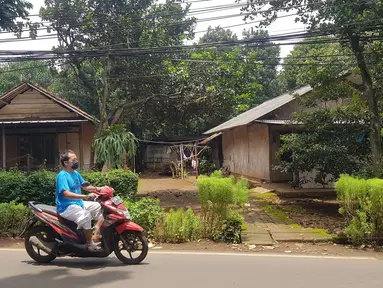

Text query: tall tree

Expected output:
[40,0,196,167]
[240,0,383,174]
[0,0,32,31]
[199,26,238,44]
[276,41,373,185]
[0,61,55,93]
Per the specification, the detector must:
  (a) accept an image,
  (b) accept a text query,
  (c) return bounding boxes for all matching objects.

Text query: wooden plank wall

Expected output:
[0,89,78,120]
[222,123,270,181]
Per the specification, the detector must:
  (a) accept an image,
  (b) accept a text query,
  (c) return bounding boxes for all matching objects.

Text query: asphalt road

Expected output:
[0,250,382,288]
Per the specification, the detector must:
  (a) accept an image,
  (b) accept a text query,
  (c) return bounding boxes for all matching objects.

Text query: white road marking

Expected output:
[0,247,377,260]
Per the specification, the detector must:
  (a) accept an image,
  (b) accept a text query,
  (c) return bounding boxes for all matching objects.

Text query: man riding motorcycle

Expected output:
[56,150,104,251]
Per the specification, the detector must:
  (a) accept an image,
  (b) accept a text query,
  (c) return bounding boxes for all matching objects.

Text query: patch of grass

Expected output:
[308,228,332,237]
[253,192,278,200]
[264,205,295,225]
[283,205,306,214]
[289,223,302,229]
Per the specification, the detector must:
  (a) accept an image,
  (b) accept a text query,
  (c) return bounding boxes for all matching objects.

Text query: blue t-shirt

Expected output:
[55,170,85,213]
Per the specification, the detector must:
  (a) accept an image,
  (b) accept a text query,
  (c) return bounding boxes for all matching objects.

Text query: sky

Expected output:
[0,0,306,58]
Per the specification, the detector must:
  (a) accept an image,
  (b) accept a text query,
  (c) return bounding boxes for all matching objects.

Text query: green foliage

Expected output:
[276,103,370,186]
[210,170,223,178]
[0,202,31,237]
[197,174,248,240]
[93,124,138,168]
[0,168,138,204]
[335,175,383,244]
[0,169,26,203]
[23,169,56,205]
[243,0,383,175]
[212,210,244,244]
[0,0,33,33]
[197,159,216,176]
[0,169,56,205]
[0,61,55,94]
[153,208,201,243]
[84,169,138,200]
[124,198,164,237]
[233,178,249,206]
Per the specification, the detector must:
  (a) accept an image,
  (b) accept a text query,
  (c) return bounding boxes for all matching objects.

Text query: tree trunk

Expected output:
[348,33,382,174]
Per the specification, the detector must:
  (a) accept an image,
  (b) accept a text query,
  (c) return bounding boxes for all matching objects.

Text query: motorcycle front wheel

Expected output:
[114,231,148,265]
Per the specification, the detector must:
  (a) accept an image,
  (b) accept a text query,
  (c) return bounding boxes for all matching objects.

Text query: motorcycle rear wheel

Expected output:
[25,226,57,264]
[114,231,148,265]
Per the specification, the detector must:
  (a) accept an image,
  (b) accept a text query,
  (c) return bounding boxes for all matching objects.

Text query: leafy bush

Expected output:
[153,208,201,243]
[124,198,164,237]
[0,169,26,203]
[0,168,138,204]
[212,210,244,244]
[0,202,31,237]
[24,169,56,205]
[336,175,383,244]
[198,159,216,176]
[84,169,138,199]
[197,174,248,240]
[233,177,249,206]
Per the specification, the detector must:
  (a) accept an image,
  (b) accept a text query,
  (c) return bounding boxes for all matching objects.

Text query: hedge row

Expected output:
[0,168,138,205]
[336,175,383,244]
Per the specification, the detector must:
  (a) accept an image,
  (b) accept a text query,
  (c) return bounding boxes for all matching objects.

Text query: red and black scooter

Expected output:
[20,182,148,265]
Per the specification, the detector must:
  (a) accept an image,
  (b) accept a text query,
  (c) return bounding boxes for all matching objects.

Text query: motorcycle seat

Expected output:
[35,204,57,216]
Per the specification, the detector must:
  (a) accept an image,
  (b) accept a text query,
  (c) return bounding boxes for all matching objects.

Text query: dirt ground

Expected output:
[263,195,346,235]
[138,174,197,195]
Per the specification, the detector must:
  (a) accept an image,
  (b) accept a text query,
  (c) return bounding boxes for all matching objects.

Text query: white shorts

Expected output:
[59,201,104,230]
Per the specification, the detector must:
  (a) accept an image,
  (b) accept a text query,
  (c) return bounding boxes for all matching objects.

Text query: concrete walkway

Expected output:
[242,190,333,245]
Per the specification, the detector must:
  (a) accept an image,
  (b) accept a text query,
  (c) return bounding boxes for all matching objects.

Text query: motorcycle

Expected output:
[20,182,148,265]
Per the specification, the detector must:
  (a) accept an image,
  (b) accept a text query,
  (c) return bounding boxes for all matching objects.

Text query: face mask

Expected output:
[71,161,79,170]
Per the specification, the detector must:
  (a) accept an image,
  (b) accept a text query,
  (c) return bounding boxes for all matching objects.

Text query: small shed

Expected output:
[0,82,97,170]
[204,86,312,185]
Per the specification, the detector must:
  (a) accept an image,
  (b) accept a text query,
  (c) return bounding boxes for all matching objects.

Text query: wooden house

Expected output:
[204,72,363,188]
[0,82,96,170]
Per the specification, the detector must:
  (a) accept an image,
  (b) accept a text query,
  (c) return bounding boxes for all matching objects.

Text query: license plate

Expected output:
[111,196,123,206]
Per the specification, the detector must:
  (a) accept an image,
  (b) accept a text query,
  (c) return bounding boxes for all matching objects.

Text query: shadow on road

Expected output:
[0,268,129,287]
[22,257,131,270]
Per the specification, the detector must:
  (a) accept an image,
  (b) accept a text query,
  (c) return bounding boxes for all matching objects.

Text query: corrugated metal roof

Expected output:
[255,120,296,125]
[0,119,88,124]
[204,86,312,134]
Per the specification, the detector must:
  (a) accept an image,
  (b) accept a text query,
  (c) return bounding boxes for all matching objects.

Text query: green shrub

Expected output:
[0,169,26,203]
[198,159,216,176]
[24,169,56,205]
[124,198,164,237]
[84,169,138,199]
[336,175,383,244]
[197,174,247,241]
[153,208,201,243]
[0,168,138,205]
[0,202,31,237]
[212,210,244,244]
[210,170,223,178]
[233,177,249,206]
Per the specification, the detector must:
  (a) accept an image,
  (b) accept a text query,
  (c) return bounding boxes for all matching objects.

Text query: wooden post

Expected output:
[79,123,84,167]
[180,144,184,179]
[195,144,199,179]
[2,124,5,170]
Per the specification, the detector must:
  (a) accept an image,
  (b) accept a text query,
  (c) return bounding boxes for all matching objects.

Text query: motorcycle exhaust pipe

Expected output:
[29,236,56,254]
